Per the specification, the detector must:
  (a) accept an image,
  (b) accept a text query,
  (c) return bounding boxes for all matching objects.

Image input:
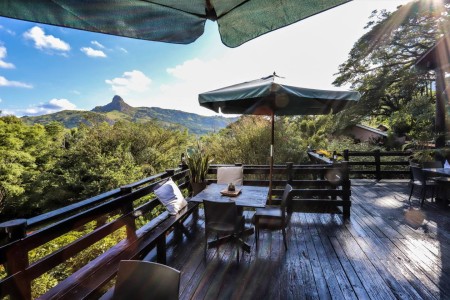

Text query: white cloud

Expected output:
[81,47,107,58]
[1,98,77,116]
[118,47,128,54]
[0,46,15,69]
[0,76,33,88]
[105,70,152,95]
[0,25,16,36]
[91,40,105,48]
[23,26,70,52]
[0,109,14,116]
[19,98,77,116]
[166,58,218,81]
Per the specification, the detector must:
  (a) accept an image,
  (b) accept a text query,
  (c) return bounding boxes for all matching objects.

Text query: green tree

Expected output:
[0,116,63,219]
[203,115,336,165]
[333,1,449,129]
[204,116,272,165]
[0,118,192,219]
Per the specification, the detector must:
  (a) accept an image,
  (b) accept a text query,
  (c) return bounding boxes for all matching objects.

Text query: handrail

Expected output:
[308,150,412,181]
[26,168,183,231]
[0,167,191,299]
[343,149,411,180]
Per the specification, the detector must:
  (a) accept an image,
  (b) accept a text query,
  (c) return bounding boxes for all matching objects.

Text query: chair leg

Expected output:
[421,187,426,207]
[215,234,220,257]
[282,227,288,251]
[255,225,259,249]
[431,186,435,202]
[204,232,208,260]
[408,185,414,206]
[236,238,240,263]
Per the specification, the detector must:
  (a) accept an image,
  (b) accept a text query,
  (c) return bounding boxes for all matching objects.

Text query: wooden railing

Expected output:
[0,163,350,299]
[343,150,411,180]
[308,150,412,180]
[208,162,351,217]
[0,167,192,299]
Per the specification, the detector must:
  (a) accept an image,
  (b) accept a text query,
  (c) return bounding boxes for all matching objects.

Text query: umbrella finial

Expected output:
[272,72,285,79]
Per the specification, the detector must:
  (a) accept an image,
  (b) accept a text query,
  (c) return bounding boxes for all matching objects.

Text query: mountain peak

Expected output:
[112,95,125,105]
[92,95,133,113]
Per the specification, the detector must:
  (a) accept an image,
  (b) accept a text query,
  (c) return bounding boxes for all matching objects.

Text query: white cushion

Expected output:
[217,166,243,185]
[154,179,187,215]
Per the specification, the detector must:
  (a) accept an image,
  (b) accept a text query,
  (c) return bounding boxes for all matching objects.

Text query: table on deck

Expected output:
[189,184,269,252]
[422,168,450,177]
[422,168,450,205]
[189,183,269,208]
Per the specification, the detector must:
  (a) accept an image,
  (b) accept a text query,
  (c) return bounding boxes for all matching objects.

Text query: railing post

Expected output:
[156,236,167,264]
[165,169,175,177]
[286,162,294,184]
[0,219,31,299]
[341,162,351,220]
[119,186,136,240]
[343,149,349,161]
[374,149,381,181]
[181,162,193,196]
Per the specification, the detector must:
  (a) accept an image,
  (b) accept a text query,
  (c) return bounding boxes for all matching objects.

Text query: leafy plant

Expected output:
[186,143,210,183]
[409,149,435,164]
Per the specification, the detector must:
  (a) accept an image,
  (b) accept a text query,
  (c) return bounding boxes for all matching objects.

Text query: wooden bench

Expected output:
[44,201,199,299]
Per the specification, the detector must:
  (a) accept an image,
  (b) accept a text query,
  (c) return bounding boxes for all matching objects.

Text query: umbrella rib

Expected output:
[211,0,252,19]
[139,0,207,18]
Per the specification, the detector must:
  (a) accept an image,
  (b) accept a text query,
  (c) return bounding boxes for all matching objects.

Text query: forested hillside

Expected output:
[0,116,192,221]
[23,95,237,135]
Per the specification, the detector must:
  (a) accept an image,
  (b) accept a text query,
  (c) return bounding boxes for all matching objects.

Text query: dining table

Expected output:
[189,183,269,208]
[422,168,450,177]
[422,168,450,205]
[189,183,269,252]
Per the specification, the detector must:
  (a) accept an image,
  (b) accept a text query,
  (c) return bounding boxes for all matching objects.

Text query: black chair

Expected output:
[203,200,245,262]
[408,166,438,207]
[252,184,293,250]
[113,260,180,299]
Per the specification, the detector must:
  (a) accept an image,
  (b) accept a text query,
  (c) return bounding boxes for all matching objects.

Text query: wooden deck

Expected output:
[155,180,450,300]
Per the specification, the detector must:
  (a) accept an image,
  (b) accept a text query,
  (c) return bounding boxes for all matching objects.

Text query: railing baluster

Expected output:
[286,162,294,184]
[0,219,31,299]
[374,149,381,181]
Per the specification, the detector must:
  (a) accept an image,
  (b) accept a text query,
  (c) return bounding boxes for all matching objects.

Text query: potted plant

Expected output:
[186,143,210,196]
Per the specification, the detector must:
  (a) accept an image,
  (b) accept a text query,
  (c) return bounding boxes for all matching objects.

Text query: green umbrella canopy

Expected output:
[199,74,361,115]
[0,0,352,48]
[199,74,360,200]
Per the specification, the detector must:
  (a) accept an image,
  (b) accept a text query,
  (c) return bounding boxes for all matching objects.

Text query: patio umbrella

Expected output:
[0,0,352,48]
[198,73,361,199]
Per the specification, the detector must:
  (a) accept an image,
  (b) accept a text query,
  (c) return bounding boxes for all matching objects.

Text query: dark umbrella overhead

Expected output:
[0,0,352,48]
[199,73,360,199]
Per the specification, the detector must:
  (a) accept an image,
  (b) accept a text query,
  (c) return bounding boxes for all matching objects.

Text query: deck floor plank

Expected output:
[159,180,450,299]
[291,213,321,299]
[302,213,333,300]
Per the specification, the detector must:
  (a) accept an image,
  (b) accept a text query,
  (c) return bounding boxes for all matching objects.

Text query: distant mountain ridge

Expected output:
[22,95,237,135]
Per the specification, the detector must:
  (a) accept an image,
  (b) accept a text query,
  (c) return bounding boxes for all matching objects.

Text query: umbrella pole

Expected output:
[269,112,274,204]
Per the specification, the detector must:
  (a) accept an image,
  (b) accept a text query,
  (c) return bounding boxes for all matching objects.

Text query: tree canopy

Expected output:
[0,117,191,220]
[333,0,449,131]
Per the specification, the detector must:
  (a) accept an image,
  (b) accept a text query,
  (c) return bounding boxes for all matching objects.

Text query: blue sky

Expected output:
[0,0,412,117]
